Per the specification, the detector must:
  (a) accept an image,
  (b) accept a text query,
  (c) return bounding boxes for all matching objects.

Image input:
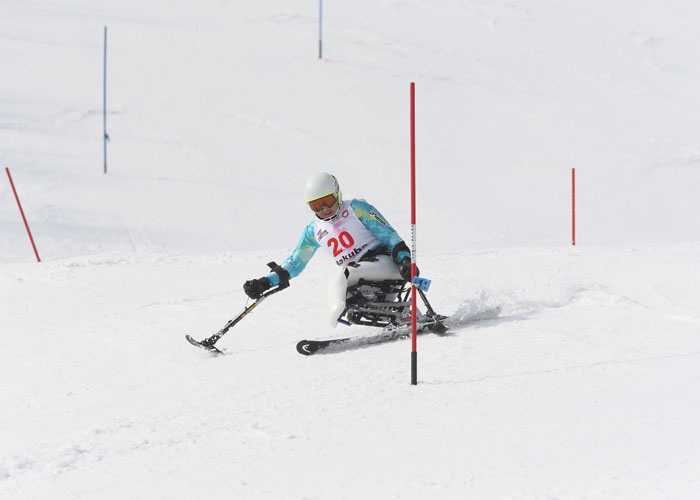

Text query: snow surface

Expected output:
[2,1,700,498]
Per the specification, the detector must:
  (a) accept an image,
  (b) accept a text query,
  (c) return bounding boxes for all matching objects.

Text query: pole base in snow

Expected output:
[411,351,417,385]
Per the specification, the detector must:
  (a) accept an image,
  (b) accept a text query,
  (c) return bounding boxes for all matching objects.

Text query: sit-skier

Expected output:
[243,172,418,325]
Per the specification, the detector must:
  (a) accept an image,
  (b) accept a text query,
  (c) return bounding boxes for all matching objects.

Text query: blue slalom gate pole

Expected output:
[319,0,323,59]
[103,26,109,174]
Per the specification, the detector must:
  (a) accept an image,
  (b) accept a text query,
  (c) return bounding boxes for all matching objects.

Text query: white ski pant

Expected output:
[326,255,404,327]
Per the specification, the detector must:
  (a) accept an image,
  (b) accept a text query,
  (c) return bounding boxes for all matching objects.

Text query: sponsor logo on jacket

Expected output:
[369,210,387,226]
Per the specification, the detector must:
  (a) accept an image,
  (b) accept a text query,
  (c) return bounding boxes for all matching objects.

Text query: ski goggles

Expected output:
[308,193,338,212]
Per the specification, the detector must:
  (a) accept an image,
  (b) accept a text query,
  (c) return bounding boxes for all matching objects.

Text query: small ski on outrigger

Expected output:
[185,262,289,354]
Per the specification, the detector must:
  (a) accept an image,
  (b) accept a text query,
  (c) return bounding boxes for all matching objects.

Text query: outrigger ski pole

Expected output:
[185,262,289,354]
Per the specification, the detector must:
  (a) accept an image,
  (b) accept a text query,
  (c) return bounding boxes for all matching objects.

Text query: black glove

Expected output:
[399,257,419,282]
[243,277,271,299]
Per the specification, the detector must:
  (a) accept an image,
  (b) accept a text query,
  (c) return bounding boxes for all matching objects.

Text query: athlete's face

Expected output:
[309,193,339,219]
[315,199,339,219]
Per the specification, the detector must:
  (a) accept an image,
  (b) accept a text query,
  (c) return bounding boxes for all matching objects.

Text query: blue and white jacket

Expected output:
[267,199,410,286]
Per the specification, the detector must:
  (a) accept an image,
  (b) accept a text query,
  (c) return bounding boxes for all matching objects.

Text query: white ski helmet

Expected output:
[304,172,342,208]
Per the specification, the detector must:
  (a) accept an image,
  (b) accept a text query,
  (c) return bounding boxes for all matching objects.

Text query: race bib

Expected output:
[314,200,381,267]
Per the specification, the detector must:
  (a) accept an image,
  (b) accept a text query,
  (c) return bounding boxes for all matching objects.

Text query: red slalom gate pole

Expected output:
[572,168,576,246]
[5,168,41,262]
[410,82,418,385]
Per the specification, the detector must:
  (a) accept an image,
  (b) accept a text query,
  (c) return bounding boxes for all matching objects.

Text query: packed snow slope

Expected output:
[2,1,700,499]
